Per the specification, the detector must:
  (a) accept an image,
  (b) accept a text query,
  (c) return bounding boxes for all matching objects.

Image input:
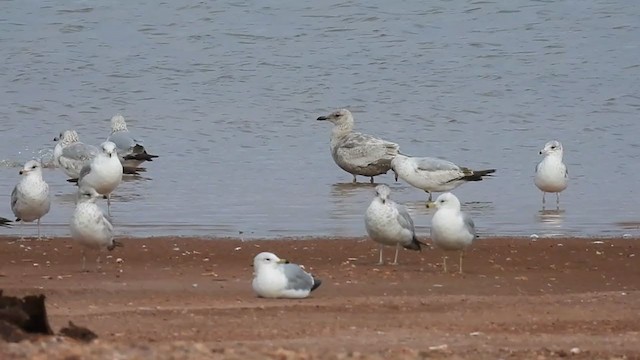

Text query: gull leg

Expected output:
[427,192,433,201]
[96,253,102,272]
[37,218,41,240]
[370,176,374,184]
[390,243,400,265]
[107,194,112,216]
[556,193,560,207]
[459,251,464,274]
[542,192,546,204]
[352,175,357,183]
[442,255,447,273]
[377,244,384,265]
[81,249,87,272]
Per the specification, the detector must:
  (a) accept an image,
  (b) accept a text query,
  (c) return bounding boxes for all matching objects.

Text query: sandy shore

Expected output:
[0,235,639,359]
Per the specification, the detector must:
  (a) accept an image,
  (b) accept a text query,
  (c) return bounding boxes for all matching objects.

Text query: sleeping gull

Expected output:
[534,140,568,208]
[11,160,51,239]
[317,109,400,183]
[252,252,322,299]
[391,154,496,201]
[78,141,123,216]
[70,186,122,271]
[365,184,425,265]
[107,114,159,173]
[0,217,12,227]
[53,130,100,180]
[427,192,477,274]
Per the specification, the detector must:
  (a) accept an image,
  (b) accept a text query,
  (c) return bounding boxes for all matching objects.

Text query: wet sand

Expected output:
[0,235,639,359]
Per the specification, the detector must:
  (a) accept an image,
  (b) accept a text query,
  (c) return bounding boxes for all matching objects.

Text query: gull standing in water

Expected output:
[365,184,425,265]
[53,130,100,180]
[317,109,400,183]
[11,160,51,239]
[427,192,477,274]
[391,154,496,201]
[78,141,123,215]
[252,252,322,299]
[107,114,159,173]
[534,140,568,208]
[70,187,122,271]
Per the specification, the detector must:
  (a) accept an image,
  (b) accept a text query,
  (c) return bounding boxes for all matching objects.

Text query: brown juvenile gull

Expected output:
[317,109,399,183]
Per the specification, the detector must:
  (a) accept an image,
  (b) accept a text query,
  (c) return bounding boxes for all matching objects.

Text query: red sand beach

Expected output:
[0,236,639,359]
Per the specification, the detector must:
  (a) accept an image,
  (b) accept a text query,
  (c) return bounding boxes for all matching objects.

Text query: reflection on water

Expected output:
[536,209,566,236]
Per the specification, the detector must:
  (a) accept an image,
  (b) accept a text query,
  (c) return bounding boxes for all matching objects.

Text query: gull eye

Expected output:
[31,165,37,169]
[550,145,556,149]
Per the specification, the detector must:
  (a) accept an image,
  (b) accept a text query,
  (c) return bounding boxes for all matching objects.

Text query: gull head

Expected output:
[53,130,80,145]
[19,160,42,176]
[428,192,461,211]
[374,184,391,204]
[110,114,128,132]
[101,141,118,158]
[390,154,407,181]
[253,252,288,270]
[317,109,354,126]
[540,140,563,157]
[76,186,101,204]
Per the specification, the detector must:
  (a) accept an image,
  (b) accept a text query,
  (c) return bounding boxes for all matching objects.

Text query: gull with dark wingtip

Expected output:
[391,154,495,201]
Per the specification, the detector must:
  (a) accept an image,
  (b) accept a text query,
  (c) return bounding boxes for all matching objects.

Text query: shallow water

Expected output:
[1,0,639,239]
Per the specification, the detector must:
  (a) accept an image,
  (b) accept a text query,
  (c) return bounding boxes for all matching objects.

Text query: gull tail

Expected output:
[124,145,159,162]
[403,236,427,251]
[311,277,322,292]
[460,168,496,182]
[107,239,124,251]
[0,217,12,227]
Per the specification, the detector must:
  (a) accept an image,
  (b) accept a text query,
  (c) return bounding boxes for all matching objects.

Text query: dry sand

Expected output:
[0,235,639,359]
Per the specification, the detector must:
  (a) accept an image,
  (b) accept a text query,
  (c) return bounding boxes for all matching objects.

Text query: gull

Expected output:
[427,192,477,274]
[364,184,425,265]
[534,140,568,208]
[107,114,159,173]
[391,154,496,201]
[317,109,400,183]
[53,130,100,180]
[11,160,51,239]
[78,141,123,215]
[0,217,12,227]
[252,252,322,299]
[70,187,122,271]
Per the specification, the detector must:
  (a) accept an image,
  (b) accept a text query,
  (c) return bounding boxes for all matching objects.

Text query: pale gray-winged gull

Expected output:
[78,141,123,216]
[70,186,122,271]
[427,192,477,274]
[317,109,400,183]
[252,252,322,299]
[364,184,425,265]
[11,160,51,239]
[391,154,496,201]
[534,140,568,208]
[107,114,158,173]
[53,130,100,180]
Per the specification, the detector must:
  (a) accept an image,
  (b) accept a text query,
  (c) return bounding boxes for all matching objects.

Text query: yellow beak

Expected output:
[276,258,288,264]
[425,201,437,209]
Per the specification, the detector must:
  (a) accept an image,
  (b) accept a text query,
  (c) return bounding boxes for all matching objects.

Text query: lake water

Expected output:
[1,0,639,239]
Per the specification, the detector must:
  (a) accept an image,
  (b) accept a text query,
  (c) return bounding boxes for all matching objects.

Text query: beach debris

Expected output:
[59,321,98,343]
[0,290,53,342]
[0,290,97,343]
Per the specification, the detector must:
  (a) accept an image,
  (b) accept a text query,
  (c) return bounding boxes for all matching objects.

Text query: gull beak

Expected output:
[539,150,543,155]
[276,259,289,264]
[53,136,59,141]
[425,201,437,209]
[316,116,328,121]
[19,170,25,175]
